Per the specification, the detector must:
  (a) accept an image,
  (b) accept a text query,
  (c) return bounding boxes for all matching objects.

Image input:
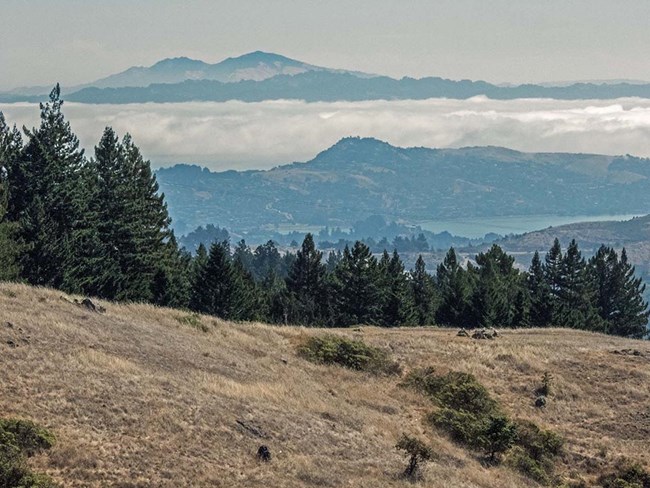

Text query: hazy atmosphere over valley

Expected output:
[2,1,650,487]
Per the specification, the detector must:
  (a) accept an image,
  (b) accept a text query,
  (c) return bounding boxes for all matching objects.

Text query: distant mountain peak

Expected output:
[311,137,405,165]
[226,51,297,63]
[152,56,206,67]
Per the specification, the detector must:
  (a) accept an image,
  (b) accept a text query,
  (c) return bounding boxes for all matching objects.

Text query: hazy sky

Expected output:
[2,0,650,90]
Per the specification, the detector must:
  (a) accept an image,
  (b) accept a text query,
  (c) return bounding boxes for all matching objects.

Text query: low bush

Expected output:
[507,446,551,485]
[404,368,498,416]
[0,418,58,487]
[598,461,650,488]
[176,313,209,332]
[298,334,401,375]
[535,371,553,397]
[506,420,563,485]
[430,408,485,446]
[395,434,433,481]
[405,368,564,483]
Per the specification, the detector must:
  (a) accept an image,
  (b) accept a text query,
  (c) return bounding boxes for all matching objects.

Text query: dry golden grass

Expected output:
[1,282,649,487]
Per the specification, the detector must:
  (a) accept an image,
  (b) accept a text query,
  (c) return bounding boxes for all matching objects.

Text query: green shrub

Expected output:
[0,419,58,488]
[0,419,55,457]
[176,313,208,333]
[405,368,498,416]
[298,334,401,375]
[480,415,518,462]
[507,446,551,485]
[515,420,563,461]
[406,367,564,484]
[430,408,486,446]
[506,420,563,485]
[395,434,433,481]
[598,462,650,488]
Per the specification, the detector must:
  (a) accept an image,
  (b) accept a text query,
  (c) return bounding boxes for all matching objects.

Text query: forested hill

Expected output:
[155,137,650,235]
[499,215,650,252]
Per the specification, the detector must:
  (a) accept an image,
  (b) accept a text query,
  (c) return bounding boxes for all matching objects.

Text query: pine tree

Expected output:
[115,133,174,301]
[589,246,649,338]
[436,247,471,326]
[151,233,191,308]
[0,113,23,280]
[555,239,604,331]
[189,243,209,310]
[17,85,89,288]
[252,240,285,281]
[191,241,238,318]
[527,251,553,326]
[470,245,524,328]
[229,256,260,321]
[378,250,416,327]
[410,255,437,326]
[233,239,254,276]
[543,238,563,319]
[331,241,382,326]
[286,234,327,325]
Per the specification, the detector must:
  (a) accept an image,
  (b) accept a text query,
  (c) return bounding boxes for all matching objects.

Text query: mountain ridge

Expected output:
[4,52,650,102]
[154,137,650,236]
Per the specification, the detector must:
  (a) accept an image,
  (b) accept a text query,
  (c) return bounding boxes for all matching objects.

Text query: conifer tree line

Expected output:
[0,87,648,338]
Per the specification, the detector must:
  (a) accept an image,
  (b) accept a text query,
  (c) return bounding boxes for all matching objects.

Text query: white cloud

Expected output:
[2,97,650,170]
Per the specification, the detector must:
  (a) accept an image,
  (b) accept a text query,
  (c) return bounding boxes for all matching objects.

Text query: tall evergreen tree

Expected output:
[410,255,437,326]
[589,246,649,338]
[119,134,174,301]
[286,234,327,325]
[555,239,604,331]
[378,250,416,327]
[470,245,523,328]
[0,113,23,280]
[436,248,471,326]
[527,251,552,326]
[252,240,285,281]
[331,241,382,326]
[543,238,564,320]
[190,241,239,318]
[17,85,89,288]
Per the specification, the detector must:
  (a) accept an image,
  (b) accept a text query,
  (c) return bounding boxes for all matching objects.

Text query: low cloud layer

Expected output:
[2,97,650,170]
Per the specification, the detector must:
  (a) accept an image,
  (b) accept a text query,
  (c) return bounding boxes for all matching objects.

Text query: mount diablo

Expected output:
[4,51,650,102]
[155,137,650,236]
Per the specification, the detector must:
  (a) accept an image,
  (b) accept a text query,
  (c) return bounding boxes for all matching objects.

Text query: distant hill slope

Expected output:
[155,137,650,235]
[499,215,650,252]
[495,215,650,296]
[1,282,649,486]
[63,71,650,104]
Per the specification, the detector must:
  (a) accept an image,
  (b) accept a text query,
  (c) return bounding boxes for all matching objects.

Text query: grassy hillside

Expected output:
[1,282,649,487]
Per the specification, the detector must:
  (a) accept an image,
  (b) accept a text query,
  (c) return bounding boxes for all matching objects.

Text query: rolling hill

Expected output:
[1,282,649,487]
[155,137,650,236]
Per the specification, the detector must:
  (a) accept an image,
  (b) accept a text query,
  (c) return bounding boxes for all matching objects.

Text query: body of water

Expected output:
[419,214,644,239]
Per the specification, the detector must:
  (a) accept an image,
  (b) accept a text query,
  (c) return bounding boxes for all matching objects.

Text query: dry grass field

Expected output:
[1,282,649,487]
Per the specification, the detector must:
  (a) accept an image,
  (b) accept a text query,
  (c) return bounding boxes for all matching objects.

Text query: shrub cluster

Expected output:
[404,368,563,483]
[0,418,57,488]
[507,420,563,485]
[598,461,650,488]
[176,313,208,332]
[298,334,401,375]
